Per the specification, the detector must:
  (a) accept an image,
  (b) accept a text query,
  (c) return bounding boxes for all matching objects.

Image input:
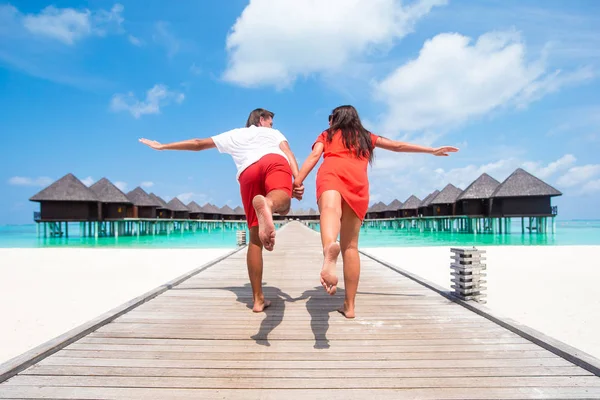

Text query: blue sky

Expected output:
[1,0,599,224]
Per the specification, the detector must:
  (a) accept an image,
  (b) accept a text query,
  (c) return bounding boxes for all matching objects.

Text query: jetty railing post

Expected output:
[450,247,487,303]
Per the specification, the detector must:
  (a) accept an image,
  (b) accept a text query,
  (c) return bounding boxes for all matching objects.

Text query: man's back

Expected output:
[212,126,289,179]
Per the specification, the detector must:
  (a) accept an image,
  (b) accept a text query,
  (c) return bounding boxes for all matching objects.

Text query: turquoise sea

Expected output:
[1,220,599,248]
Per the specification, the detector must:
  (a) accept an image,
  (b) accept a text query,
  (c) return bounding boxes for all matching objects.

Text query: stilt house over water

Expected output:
[384,199,404,219]
[201,203,222,220]
[220,205,236,220]
[89,178,132,220]
[490,168,562,216]
[456,173,500,217]
[400,195,421,218]
[429,184,463,216]
[30,173,99,221]
[149,193,172,219]
[126,187,160,218]
[187,201,203,220]
[366,201,387,219]
[166,197,190,219]
[418,190,439,217]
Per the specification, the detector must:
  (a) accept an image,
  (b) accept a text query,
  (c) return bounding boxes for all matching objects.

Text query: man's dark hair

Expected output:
[246,108,275,127]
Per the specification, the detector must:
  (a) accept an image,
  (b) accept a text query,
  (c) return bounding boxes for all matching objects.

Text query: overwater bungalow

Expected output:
[307,208,320,220]
[89,178,132,220]
[456,173,500,216]
[429,184,463,216]
[220,205,236,221]
[418,190,439,217]
[166,197,190,219]
[30,173,100,221]
[366,201,387,219]
[233,206,246,221]
[149,193,173,219]
[383,199,403,218]
[399,195,421,218]
[187,201,203,220]
[201,203,222,220]
[490,168,562,217]
[126,187,160,218]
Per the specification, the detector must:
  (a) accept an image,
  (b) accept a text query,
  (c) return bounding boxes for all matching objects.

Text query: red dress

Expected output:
[314,130,379,220]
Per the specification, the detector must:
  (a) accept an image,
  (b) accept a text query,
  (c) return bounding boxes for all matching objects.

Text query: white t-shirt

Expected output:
[211,126,290,179]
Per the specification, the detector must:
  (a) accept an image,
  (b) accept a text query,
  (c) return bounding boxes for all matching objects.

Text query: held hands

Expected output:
[292,180,304,201]
[432,146,459,157]
[139,138,164,150]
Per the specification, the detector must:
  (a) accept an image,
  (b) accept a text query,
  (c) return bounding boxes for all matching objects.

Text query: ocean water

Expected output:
[308,220,600,247]
[1,220,599,248]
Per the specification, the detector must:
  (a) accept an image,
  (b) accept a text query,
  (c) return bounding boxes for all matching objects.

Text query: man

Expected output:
[139,108,304,312]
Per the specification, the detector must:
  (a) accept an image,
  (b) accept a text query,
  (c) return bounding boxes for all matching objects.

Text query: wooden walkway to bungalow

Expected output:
[1,222,599,399]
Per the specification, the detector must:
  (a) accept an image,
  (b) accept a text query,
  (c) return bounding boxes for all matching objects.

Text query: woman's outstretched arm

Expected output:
[374,137,458,156]
[294,142,324,186]
[139,137,216,151]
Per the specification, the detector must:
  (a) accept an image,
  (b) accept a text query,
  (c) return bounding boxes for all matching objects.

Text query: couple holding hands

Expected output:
[140,105,458,318]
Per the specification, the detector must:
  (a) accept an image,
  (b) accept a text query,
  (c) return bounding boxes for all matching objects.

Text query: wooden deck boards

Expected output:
[1,221,599,399]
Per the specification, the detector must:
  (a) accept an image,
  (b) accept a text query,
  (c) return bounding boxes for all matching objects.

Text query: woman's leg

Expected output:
[338,200,362,318]
[317,190,342,295]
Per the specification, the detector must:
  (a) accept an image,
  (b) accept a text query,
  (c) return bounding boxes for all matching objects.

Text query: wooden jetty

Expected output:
[1,222,599,399]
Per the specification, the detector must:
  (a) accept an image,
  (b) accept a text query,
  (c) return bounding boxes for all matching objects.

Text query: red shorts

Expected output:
[239,153,292,228]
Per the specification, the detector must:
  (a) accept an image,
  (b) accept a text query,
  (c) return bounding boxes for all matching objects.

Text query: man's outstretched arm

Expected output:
[139,137,216,151]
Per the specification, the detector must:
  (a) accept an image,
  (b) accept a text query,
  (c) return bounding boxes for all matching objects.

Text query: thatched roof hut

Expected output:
[187,201,203,219]
[490,168,562,216]
[201,203,222,220]
[418,190,439,216]
[429,184,462,216]
[30,173,100,221]
[219,205,236,220]
[399,195,421,218]
[167,197,190,219]
[90,178,132,220]
[383,199,403,218]
[232,206,246,221]
[456,174,500,216]
[126,187,160,218]
[149,193,172,219]
[365,201,387,219]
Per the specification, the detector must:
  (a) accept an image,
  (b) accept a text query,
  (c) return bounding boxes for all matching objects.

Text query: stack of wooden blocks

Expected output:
[236,230,247,246]
[450,247,487,303]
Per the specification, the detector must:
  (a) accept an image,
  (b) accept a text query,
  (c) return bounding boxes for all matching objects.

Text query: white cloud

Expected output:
[21,3,124,45]
[128,34,142,46]
[223,0,446,88]
[374,31,595,134]
[176,192,208,204]
[153,21,180,57]
[581,179,600,194]
[521,154,576,179]
[190,63,201,75]
[557,164,600,188]
[80,176,94,186]
[7,176,53,187]
[114,181,128,192]
[141,181,154,188]
[110,84,184,118]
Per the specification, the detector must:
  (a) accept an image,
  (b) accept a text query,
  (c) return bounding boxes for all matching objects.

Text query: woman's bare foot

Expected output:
[321,242,340,295]
[337,302,355,319]
[252,195,275,251]
[253,298,271,313]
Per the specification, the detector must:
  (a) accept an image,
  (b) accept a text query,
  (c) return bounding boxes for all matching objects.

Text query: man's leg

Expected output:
[247,226,270,312]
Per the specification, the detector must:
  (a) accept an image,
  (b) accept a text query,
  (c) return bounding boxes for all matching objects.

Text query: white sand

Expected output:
[363,245,600,360]
[0,248,232,365]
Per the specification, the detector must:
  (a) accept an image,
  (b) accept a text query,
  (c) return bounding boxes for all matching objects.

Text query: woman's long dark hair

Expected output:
[327,105,374,163]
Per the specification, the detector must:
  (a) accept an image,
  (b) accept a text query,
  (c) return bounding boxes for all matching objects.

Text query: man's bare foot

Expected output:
[337,304,355,319]
[253,298,271,313]
[252,195,276,251]
[321,242,340,295]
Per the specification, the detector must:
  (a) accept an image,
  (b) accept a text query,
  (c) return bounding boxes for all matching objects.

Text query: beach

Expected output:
[363,245,600,360]
[0,248,232,364]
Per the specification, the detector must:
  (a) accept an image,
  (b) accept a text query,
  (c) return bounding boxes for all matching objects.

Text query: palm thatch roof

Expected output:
[492,168,562,198]
[187,201,203,213]
[386,199,403,211]
[149,193,171,209]
[457,173,500,201]
[201,203,222,214]
[30,173,98,202]
[368,201,387,212]
[219,205,235,215]
[430,184,463,205]
[400,195,422,210]
[167,197,189,212]
[126,187,161,207]
[89,178,131,203]
[233,206,245,216]
[419,190,440,208]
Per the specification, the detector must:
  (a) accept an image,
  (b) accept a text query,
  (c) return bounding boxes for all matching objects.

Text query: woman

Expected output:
[293,105,458,318]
